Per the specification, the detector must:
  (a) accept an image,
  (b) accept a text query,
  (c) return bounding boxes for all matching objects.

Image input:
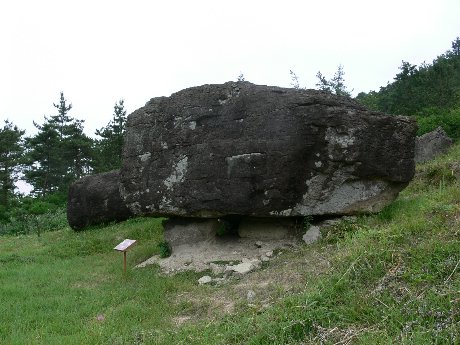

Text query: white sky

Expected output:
[1,0,459,137]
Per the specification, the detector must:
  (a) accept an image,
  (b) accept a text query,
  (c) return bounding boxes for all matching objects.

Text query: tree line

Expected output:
[0,93,127,221]
[356,37,460,139]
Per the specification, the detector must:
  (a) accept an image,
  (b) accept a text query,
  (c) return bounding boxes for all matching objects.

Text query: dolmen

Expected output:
[67,82,417,231]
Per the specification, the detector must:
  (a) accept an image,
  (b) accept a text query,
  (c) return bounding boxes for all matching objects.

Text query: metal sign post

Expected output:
[114,239,137,273]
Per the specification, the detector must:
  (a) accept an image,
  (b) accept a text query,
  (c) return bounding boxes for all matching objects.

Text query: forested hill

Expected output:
[356,37,460,139]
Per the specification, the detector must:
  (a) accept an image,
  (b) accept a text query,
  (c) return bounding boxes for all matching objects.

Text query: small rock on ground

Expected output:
[226,261,259,275]
[247,290,256,301]
[198,275,212,285]
[303,225,322,244]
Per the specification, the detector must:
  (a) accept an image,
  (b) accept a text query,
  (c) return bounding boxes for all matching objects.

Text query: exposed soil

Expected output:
[137,235,335,326]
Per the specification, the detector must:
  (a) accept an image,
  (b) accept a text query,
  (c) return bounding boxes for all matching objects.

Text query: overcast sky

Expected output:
[1,0,459,137]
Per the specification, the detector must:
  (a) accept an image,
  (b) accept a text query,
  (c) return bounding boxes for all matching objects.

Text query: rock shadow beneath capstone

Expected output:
[137,217,303,273]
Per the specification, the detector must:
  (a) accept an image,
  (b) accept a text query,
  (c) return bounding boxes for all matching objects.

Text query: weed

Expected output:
[158,241,171,258]
[320,218,365,244]
[215,222,227,237]
[302,215,313,232]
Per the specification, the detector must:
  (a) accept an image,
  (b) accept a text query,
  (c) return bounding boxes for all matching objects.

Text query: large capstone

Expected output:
[120,82,417,218]
[67,170,133,230]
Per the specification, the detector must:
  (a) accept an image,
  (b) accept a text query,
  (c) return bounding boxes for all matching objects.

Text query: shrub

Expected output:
[416,107,460,140]
[0,205,9,223]
[0,207,68,236]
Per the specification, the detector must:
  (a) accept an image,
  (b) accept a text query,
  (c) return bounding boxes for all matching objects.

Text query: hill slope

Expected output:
[1,144,459,344]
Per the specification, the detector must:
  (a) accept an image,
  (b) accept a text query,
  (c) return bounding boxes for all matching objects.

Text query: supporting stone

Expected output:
[238,217,300,240]
[163,217,221,247]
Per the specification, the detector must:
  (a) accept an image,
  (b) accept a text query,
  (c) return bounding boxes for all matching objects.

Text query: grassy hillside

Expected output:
[1,144,459,344]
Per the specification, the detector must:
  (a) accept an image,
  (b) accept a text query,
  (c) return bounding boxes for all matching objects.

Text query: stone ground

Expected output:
[136,217,346,275]
[136,235,300,274]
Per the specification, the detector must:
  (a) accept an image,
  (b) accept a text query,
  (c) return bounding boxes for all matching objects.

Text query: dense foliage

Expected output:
[0,121,24,212]
[356,37,460,139]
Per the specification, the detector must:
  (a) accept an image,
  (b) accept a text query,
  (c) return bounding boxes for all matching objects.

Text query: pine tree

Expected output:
[315,71,331,93]
[449,37,460,56]
[289,70,301,89]
[94,99,127,172]
[0,121,25,208]
[50,92,73,140]
[64,120,94,181]
[25,92,93,196]
[25,122,61,196]
[316,65,352,97]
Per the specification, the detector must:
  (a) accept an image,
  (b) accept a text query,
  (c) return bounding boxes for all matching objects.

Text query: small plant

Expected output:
[216,222,227,237]
[158,241,171,258]
[321,218,364,244]
[289,69,301,89]
[302,215,313,232]
[216,216,241,237]
[422,163,457,187]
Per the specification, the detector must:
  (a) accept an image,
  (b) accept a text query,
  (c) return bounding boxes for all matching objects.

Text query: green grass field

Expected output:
[1,145,460,344]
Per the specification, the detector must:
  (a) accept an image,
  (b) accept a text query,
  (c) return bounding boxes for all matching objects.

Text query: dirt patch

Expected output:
[158,242,333,326]
[172,316,192,327]
[137,232,335,326]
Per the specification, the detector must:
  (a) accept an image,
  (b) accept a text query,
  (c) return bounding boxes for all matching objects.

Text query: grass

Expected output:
[1,144,460,344]
[0,218,204,344]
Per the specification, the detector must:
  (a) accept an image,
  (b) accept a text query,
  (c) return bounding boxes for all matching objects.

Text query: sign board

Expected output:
[114,239,137,252]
